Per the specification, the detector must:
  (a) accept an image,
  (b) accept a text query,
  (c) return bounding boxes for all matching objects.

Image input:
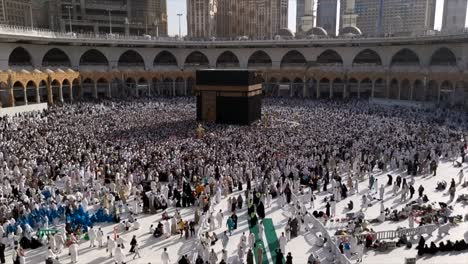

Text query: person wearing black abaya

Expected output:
[256,201,265,219]
[275,249,284,264]
[325,202,331,217]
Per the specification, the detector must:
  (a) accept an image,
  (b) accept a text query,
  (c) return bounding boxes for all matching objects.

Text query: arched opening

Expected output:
[280,50,307,69]
[184,51,209,69]
[110,78,122,98]
[82,78,95,100]
[347,78,359,98]
[292,77,303,97]
[62,79,72,102]
[161,78,173,96]
[400,79,411,100]
[118,50,145,69]
[267,77,278,97]
[175,77,185,96]
[151,78,160,96]
[0,82,12,107]
[360,78,373,99]
[96,78,109,99]
[332,78,344,99]
[316,50,343,65]
[318,78,330,98]
[454,81,467,106]
[79,49,109,69]
[426,80,438,102]
[216,51,240,68]
[187,77,195,96]
[305,78,317,98]
[247,51,272,68]
[391,49,420,67]
[137,77,149,97]
[278,77,291,97]
[374,78,386,98]
[352,49,382,66]
[430,48,457,66]
[389,79,399,99]
[50,80,61,103]
[154,51,178,69]
[413,80,425,101]
[440,80,454,105]
[38,80,48,103]
[125,78,137,97]
[25,81,38,104]
[9,47,33,68]
[12,81,25,105]
[71,79,81,100]
[42,48,71,68]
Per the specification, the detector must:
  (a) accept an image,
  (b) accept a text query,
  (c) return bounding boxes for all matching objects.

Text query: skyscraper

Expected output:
[346,0,436,36]
[187,0,217,38]
[297,0,316,33]
[316,0,340,36]
[0,0,32,27]
[442,0,468,32]
[202,0,289,39]
[48,0,168,36]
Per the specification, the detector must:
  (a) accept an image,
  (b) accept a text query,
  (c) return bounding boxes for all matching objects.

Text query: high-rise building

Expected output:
[187,0,217,38]
[442,0,468,32]
[0,0,32,27]
[48,0,167,36]
[209,0,288,39]
[297,0,316,33]
[345,0,436,36]
[341,0,358,28]
[316,0,340,36]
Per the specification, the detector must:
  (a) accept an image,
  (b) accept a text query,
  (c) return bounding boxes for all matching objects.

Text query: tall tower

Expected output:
[442,0,468,32]
[298,0,316,33]
[187,0,217,38]
[316,0,340,36]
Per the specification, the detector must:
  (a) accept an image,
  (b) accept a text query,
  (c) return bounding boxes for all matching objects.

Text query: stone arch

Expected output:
[154,51,178,68]
[50,79,61,103]
[0,81,12,107]
[124,77,137,97]
[25,80,38,104]
[38,80,48,103]
[426,80,438,102]
[280,50,306,69]
[316,49,343,65]
[62,79,72,101]
[348,78,359,98]
[292,77,303,97]
[360,78,373,98]
[12,81,25,105]
[391,48,420,67]
[9,47,33,68]
[266,77,278,97]
[184,51,210,68]
[71,79,81,100]
[161,77,173,96]
[430,47,457,66]
[96,78,109,99]
[352,49,382,66]
[137,77,149,97]
[454,81,467,106]
[110,78,122,98]
[42,48,71,68]
[118,50,145,69]
[82,78,95,100]
[79,49,109,68]
[216,51,240,68]
[175,77,185,96]
[374,78,386,98]
[247,50,272,68]
[413,80,425,101]
[305,78,317,98]
[187,77,195,96]
[440,80,454,105]
[318,77,330,98]
[400,79,411,100]
[389,79,399,99]
[332,78,344,98]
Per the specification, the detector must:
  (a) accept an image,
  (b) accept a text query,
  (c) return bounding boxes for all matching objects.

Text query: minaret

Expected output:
[300,0,316,32]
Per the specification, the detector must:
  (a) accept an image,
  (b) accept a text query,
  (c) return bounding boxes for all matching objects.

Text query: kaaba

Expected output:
[194,69,262,125]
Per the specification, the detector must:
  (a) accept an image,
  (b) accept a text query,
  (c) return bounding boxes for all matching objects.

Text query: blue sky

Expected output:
[167,0,446,36]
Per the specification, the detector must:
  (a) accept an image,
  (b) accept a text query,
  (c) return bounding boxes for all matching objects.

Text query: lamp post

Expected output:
[177,13,182,38]
[108,9,112,34]
[65,6,73,33]
[29,5,33,28]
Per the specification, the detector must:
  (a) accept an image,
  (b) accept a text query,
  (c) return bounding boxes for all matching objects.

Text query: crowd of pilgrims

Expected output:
[0,98,466,264]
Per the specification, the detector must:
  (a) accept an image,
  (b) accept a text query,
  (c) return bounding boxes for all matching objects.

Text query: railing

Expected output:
[1,23,468,45]
[355,224,437,241]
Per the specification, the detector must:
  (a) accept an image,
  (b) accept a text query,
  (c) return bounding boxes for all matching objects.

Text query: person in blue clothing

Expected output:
[226,216,235,236]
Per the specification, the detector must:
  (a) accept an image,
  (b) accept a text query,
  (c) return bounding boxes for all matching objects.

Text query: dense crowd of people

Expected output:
[0,98,466,264]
